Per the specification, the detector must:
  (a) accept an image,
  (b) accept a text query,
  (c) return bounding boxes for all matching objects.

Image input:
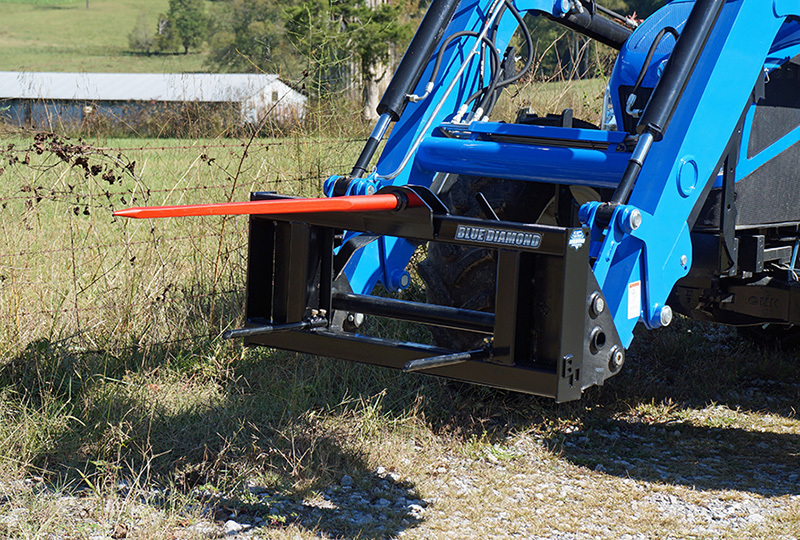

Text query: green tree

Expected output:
[285,0,414,116]
[206,0,299,75]
[128,13,156,54]
[166,0,208,54]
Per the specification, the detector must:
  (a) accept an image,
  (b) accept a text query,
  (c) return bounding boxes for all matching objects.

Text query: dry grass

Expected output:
[0,84,798,540]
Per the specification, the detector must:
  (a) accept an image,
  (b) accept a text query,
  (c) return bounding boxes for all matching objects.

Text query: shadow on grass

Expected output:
[0,314,798,537]
[550,319,800,498]
[0,338,427,539]
[402,317,800,498]
[555,418,800,497]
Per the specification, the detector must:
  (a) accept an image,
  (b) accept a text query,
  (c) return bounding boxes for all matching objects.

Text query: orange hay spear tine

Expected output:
[113,192,422,219]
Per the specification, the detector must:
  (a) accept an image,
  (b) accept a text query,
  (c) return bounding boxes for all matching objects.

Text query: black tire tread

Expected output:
[418,176,553,350]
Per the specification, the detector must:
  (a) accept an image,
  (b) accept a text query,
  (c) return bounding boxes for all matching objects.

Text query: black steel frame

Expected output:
[238,186,624,402]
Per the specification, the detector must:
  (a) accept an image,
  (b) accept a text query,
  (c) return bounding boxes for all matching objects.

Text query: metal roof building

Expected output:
[0,72,307,132]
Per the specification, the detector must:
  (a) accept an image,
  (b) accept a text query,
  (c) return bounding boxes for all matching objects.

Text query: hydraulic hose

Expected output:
[636,0,726,139]
[602,0,726,221]
[376,0,462,121]
[543,4,631,50]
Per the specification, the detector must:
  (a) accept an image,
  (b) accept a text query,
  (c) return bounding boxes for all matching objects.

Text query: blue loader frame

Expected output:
[233,0,800,401]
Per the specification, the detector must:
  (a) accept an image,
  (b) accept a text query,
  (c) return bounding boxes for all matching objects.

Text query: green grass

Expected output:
[0,129,797,539]
[0,68,797,537]
[0,131,362,353]
[495,77,607,124]
[0,0,212,73]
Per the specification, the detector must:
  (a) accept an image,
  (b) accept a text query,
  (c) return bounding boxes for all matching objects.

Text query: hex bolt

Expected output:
[628,209,642,231]
[651,305,673,328]
[680,254,688,268]
[617,207,643,234]
[589,292,605,318]
[608,345,624,372]
[345,312,365,330]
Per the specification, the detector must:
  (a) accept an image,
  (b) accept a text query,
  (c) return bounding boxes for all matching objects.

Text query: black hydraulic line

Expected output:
[494,0,533,88]
[403,347,492,372]
[632,26,679,95]
[636,0,725,139]
[352,29,498,178]
[477,0,534,115]
[332,291,495,333]
[543,7,631,50]
[433,31,501,99]
[223,318,328,339]
[596,4,634,28]
[377,0,462,121]
[605,0,725,213]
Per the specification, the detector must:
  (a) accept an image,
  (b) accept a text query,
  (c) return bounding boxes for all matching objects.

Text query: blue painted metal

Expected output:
[327,0,800,350]
[324,0,586,293]
[414,122,630,188]
[587,0,800,346]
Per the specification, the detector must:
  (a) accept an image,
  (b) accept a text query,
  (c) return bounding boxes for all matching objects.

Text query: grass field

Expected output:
[0,0,211,73]
[0,125,797,539]
[0,11,798,537]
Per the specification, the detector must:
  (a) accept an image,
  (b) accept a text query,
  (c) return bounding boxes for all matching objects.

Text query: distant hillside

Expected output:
[0,0,211,73]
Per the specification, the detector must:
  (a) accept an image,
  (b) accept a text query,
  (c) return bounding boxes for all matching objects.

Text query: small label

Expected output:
[454,225,541,249]
[568,230,586,250]
[628,281,641,320]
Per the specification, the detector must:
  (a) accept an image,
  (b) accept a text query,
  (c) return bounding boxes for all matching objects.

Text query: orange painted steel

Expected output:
[113,193,422,219]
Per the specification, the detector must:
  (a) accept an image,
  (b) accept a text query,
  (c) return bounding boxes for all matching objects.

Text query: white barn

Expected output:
[0,72,307,131]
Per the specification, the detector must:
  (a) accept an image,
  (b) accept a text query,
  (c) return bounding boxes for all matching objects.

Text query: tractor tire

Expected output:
[418,176,554,350]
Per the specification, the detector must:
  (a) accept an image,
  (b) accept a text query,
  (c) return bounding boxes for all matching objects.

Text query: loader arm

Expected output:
[324,0,633,297]
[588,0,800,345]
[116,0,800,401]
[331,0,800,348]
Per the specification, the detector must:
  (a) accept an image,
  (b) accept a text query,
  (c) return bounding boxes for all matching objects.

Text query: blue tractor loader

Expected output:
[118,0,800,401]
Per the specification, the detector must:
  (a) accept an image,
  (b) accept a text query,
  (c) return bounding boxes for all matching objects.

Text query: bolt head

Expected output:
[590,293,605,317]
[628,209,642,231]
[608,346,624,372]
[659,305,673,327]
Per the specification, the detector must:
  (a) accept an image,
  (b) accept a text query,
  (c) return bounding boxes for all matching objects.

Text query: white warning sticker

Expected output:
[628,281,641,320]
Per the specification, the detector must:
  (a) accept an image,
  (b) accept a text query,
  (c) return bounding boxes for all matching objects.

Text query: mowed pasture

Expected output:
[0,0,211,73]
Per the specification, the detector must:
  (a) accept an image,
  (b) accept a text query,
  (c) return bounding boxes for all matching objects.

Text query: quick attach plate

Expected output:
[239,186,624,402]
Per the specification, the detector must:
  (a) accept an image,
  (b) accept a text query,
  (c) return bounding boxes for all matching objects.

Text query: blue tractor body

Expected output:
[122,0,800,401]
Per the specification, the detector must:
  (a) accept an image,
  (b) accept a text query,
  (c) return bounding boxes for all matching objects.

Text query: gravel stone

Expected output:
[187,521,219,538]
[224,520,246,535]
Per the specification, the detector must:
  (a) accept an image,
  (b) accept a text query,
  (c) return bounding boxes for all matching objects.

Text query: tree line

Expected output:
[128,0,667,111]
